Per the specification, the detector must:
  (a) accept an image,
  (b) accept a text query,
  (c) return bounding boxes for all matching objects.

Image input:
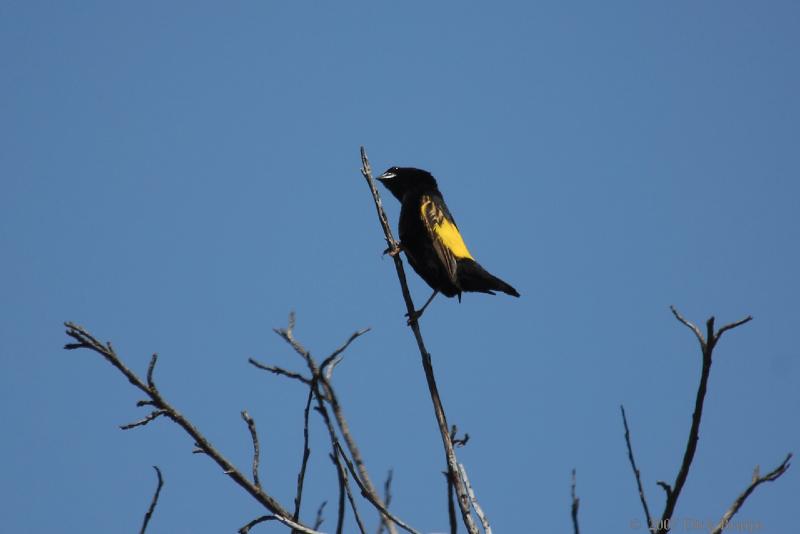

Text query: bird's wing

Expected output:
[420,194,474,285]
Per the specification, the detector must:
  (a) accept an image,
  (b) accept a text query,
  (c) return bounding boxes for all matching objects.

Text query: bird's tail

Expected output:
[458,259,520,297]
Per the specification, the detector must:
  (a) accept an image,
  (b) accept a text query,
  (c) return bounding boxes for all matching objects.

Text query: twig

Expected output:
[375,469,394,534]
[332,451,368,534]
[121,410,166,430]
[445,470,457,534]
[360,146,480,534]
[293,387,314,523]
[570,469,580,534]
[333,448,346,534]
[457,463,491,534]
[337,443,422,534]
[238,514,324,534]
[248,359,312,386]
[241,410,262,488]
[321,328,371,372]
[239,515,270,534]
[620,405,653,532]
[63,322,312,531]
[710,453,792,534]
[139,466,163,534]
[313,501,327,530]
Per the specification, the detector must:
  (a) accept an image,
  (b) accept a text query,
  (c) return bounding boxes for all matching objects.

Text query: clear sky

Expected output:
[1,2,798,533]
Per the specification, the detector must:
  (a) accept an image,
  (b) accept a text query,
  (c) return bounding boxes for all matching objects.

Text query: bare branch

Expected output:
[375,470,394,534]
[331,451,368,534]
[714,315,753,345]
[656,481,672,499]
[241,410,262,489]
[710,453,792,534]
[313,501,327,531]
[570,469,580,534]
[293,388,314,523]
[321,327,371,372]
[238,514,325,534]
[139,466,163,534]
[63,322,308,529]
[360,146,480,534]
[337,443,421,534]
[248,359,312,386]
[239,515,270,534]
[458,463,491,534]
[121,410,166,430]
[275,312,312,361]
[146,353,158,389]
[656,309,755,534]
[669,306,705,348]
[334,448,346,534]
[445,471,457,534]
[620,405,653,532]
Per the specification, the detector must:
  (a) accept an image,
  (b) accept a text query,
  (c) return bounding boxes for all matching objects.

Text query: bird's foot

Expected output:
[405,308,425,326]
[382,243,403,257]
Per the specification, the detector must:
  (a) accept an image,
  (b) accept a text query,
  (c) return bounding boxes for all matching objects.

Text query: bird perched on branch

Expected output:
[377,166,519,321]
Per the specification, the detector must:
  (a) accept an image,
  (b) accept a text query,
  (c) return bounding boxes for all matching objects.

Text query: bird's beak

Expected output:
[377,171,396,183]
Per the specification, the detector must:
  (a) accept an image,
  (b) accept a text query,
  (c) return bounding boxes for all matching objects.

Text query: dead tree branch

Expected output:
[331,450,368,534]
[360,146,481,534]
[251,315,405,534]
[654,307,753,534]
[63,322,319,534]
[241,410,262,489]
[337,443,422,534]
[293,388,314,524]
[622,308,789,534]
[139,466,163,534]
[570,469,580,534]
[620,405,654,532]
[375,470,394,534]
[458,463,491,534]
[710,453,792,534]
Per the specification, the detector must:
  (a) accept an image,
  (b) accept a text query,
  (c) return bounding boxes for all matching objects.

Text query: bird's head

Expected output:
[376,167,439,201]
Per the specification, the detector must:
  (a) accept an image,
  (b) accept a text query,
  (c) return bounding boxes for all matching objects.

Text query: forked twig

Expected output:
[655,308,753,534]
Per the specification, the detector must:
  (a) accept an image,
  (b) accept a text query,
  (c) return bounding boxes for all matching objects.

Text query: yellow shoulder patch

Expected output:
[421,197,474,260]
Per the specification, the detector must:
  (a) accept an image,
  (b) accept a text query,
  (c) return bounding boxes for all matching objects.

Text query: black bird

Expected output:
[377,166,519,320]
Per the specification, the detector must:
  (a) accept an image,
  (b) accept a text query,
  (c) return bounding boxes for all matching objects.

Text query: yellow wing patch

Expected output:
[420,197,474,260]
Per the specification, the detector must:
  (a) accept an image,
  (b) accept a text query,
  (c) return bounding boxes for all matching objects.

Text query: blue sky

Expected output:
[2,2,798,533]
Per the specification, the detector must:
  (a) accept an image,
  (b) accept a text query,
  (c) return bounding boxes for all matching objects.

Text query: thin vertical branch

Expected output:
[376,470,394,534]
[293,387,314,523]
[570,469,580,534]
[139,466,164,534]
[331,450,368,534]
[620,405,653,532]
[360,146,480,534]
[241,411,261,489]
